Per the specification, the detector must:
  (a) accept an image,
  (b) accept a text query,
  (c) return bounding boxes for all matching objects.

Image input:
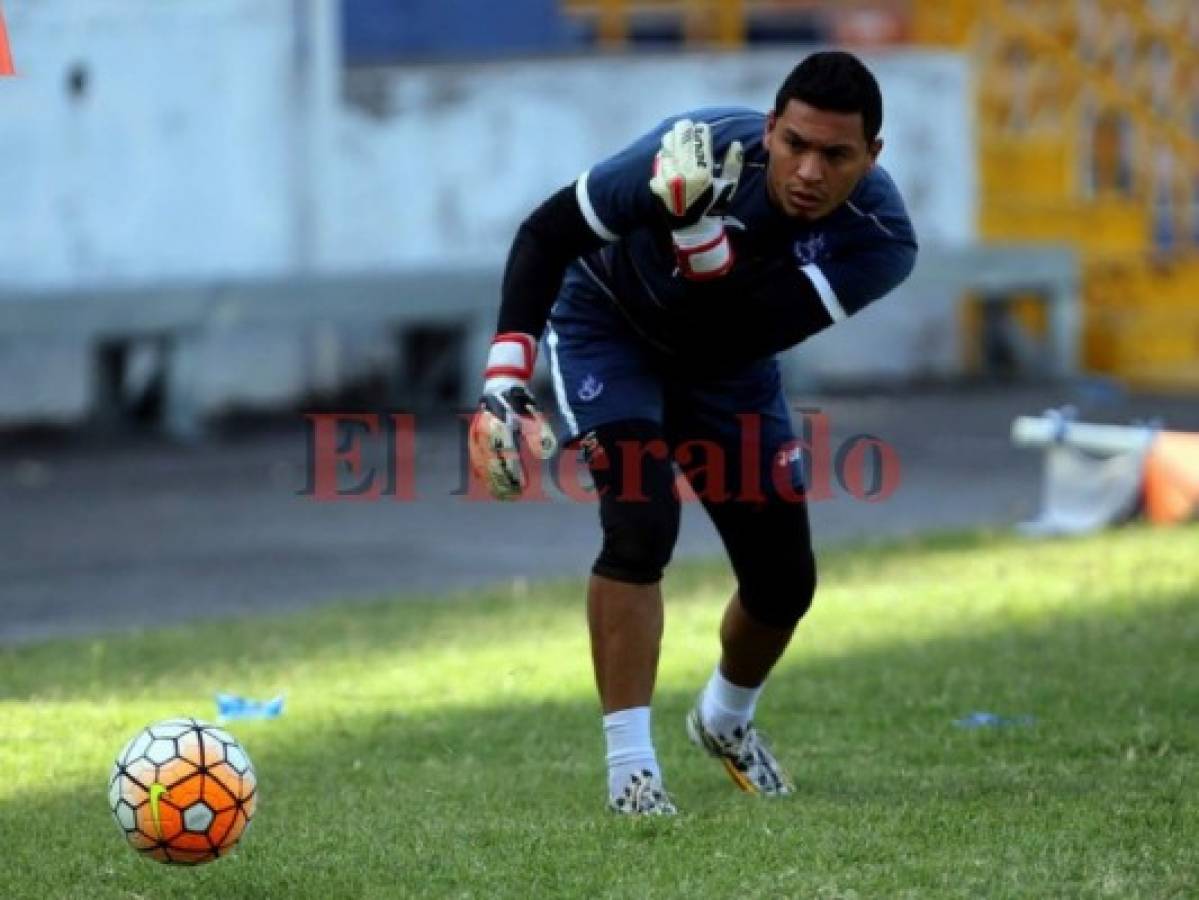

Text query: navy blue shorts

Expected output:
[545,263,805,499]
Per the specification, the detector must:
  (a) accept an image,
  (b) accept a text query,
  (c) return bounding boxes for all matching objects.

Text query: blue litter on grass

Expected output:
[954,711,1035,729]
[217,693,285,722]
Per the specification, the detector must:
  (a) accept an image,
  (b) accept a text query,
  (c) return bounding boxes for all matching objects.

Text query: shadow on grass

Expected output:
[1,573,1196,898]
[0,529,1022,703]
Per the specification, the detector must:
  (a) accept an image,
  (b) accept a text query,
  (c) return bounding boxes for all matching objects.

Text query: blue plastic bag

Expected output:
[953,711,1035,729]
[216,693,285,722]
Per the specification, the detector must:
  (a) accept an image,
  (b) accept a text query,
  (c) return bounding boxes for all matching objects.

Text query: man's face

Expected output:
[763,99,882,221]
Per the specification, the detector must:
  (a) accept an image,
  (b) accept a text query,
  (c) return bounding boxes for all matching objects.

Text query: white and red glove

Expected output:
[468,332,557,501]
[648,119,743,280]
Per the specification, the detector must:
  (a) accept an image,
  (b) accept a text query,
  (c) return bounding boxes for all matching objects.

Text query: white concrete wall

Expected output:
[0,0,341,424]
[0,0,316,289]
[327,50,975,270]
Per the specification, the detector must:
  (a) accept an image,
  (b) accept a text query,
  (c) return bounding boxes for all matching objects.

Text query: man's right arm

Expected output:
[469,121,681,501]
[494,183,612,338]
[469,178,620,502]
[478,125,663,448]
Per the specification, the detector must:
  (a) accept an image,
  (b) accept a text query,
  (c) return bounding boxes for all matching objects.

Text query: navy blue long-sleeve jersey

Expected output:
[498,105,918,369]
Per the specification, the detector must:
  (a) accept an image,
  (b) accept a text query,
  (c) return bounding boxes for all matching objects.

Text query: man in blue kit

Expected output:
[469,51,917,814]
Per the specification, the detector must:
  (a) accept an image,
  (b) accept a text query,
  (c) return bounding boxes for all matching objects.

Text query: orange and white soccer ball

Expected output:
[108,718,258,865]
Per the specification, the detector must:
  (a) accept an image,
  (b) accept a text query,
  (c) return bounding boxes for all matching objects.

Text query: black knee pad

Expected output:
[705,496,817,628]
[584,419,681,585]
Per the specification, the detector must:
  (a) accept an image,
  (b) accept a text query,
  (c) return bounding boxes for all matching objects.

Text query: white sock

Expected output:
[700,666,764,740]
[603,706,660,798]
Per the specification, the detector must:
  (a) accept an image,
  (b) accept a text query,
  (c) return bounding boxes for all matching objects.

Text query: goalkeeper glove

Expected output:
[649,119,743,280]
[468,332,557,501]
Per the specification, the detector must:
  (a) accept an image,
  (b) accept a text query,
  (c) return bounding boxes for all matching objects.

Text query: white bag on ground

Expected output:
[1019,443,1146,537]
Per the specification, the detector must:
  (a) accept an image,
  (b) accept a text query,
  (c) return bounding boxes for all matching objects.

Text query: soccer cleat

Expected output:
[607,769,678,816]
[686,704,795,797]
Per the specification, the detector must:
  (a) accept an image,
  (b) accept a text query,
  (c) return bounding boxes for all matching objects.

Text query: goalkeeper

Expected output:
[469,51,917,815]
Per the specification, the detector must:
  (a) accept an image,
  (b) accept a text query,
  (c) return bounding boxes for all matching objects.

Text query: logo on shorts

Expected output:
[792,233,827,266]
[776,445,803,468]
[577,375,604,402]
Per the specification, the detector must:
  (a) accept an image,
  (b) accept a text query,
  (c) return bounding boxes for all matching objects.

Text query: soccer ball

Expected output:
[108,717,258,865]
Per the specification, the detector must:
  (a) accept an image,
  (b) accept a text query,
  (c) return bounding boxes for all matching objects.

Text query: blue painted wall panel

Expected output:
[343,0,576,63]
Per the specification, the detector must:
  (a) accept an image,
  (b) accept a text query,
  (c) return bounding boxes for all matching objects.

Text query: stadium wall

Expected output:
[0,1,977,427]
[327,49,975,268]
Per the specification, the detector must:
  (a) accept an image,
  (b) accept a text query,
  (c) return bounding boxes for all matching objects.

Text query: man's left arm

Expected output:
[793,225,919,336]
[648,119,744,280]
[695,221,918,352]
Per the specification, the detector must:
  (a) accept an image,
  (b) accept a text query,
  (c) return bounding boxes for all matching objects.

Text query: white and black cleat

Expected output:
[607,769,678,816]
[686,704,795,797]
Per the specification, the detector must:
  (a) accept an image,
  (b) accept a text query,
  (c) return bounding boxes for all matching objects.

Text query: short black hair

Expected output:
[774,51,883,142]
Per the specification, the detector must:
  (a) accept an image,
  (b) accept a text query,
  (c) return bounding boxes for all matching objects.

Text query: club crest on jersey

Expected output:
[792,234,827,266]
[578,375,604,402]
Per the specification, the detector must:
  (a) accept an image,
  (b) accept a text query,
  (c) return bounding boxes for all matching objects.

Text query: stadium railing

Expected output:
[0,268,499,440]
[0,242,1081,439]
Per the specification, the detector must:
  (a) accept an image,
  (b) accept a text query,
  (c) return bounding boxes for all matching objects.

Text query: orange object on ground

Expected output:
[1143,431,1199,525]
[0,3,14,77]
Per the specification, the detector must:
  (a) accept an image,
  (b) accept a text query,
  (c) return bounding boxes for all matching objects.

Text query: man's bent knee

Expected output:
[592,496,680,584]
[586,419,681,585]
[737,552,816,629]
[709,496,817,629]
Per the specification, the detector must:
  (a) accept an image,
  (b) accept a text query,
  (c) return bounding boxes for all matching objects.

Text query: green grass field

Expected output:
[2,525,1197,898]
